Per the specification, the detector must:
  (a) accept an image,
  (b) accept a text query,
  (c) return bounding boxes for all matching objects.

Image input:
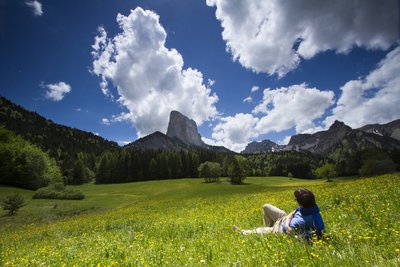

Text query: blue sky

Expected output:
[1,0,399,152]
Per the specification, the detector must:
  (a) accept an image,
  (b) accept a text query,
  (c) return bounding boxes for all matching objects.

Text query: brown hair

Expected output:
[294,188,316,208]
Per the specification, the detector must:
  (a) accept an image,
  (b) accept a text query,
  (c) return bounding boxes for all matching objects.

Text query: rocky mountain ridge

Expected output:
[241,139,284,154]
[358,119,400,141]
[241,119,400,155]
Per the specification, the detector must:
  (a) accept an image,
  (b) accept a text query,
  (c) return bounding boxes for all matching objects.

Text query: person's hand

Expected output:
[286,226,293,235]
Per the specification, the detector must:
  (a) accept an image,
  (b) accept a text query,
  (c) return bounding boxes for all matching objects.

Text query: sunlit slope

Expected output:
[1,175,399,266]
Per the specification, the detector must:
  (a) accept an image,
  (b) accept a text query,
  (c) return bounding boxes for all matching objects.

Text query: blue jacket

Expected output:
[282,204,324,238]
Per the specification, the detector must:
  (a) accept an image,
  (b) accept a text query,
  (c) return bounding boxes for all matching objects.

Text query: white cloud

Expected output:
[279,136,292,146]
[250,86,259,93]
[253,83,335,133]
[92,8,219,137]
[210,113,260,152]
[25,1,43,16]
[43,82,71,101]
[101,118,110,125]
[242,96,252,103]
[207,0,399,77]
[325,46,400,128]
[208,84,334,152]
[207,79,216,87]
[210,46,400,152]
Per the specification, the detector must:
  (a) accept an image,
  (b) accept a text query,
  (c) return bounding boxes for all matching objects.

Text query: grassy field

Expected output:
[0,175,399,266]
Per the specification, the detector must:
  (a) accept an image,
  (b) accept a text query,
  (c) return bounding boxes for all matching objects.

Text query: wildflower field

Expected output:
[0,174,399,266]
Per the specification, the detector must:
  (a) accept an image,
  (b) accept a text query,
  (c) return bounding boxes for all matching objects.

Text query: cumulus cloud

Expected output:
[208,84,334,152]
[207,0,399,77]
[250,86,259,93]
[253,83,335,133]
[325,46,400,128]
[25,0,43,16]
[92,7,219,137]
[211,113,260,152]
[43,82,71,101]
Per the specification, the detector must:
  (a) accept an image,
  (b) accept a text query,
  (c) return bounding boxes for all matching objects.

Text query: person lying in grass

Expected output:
[233,188,324,239]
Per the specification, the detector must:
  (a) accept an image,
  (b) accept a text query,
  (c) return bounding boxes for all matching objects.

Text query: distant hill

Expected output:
[0,96,119,173]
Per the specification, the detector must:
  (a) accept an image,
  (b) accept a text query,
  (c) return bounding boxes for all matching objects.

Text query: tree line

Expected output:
[1,124,399,190]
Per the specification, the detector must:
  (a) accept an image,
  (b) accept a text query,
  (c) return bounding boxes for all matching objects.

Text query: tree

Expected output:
[209,162,222,182]
[315,163,337,182]
[0,127,63,189]
[227,157,246,184]
[71,160,87,185]
[359,159,397,177]
[1,193,25,216]
[198,162,211,182]
[198,161,221,183]
[358,149,397,177]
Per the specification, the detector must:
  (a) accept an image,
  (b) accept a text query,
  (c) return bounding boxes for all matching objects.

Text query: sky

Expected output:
[1,0,399,152]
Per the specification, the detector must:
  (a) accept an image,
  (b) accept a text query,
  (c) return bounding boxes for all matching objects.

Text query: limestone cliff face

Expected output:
[166,111,206,148]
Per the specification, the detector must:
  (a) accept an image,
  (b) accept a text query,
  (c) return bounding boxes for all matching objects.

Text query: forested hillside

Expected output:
[0,96,119,179]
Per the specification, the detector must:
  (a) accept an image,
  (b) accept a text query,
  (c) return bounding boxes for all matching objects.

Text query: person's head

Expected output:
[294,188,316,208]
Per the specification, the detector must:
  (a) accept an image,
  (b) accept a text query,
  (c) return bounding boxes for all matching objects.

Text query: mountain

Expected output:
[241,139,283,154]
[284,121,353,154]
[0,96,119,170]
[166,111,207,148]
[245,119,400,155]
[130,110,232,153]
[129,131,190,151]
[358,119,400,141]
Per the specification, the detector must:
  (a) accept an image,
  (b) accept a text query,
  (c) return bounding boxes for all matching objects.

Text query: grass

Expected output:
[0,175,399,266]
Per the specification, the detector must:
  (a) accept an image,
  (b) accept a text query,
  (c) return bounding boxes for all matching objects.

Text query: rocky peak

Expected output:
[329,120,352,131]
[241,139,282,154]
[166,111,206,148]
[284,120,353,154]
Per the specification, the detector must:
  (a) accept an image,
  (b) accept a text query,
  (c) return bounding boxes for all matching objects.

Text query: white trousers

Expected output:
[242,204,287,235]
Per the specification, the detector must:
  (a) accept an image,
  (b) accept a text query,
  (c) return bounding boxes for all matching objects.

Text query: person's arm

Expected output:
[285,210,296,234]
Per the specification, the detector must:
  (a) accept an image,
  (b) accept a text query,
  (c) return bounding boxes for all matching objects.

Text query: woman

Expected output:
[233,188,324,239]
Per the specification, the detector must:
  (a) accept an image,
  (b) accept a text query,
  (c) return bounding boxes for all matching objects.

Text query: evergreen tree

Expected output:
[71,160,87,185]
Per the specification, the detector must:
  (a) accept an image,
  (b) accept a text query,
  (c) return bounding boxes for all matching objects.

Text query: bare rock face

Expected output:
[284,120,353,153]
[358,119,400,141]
[166,111,206,148]
[241,139,283,154]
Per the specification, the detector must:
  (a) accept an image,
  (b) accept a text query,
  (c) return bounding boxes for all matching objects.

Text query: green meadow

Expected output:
[1,175,399,266]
